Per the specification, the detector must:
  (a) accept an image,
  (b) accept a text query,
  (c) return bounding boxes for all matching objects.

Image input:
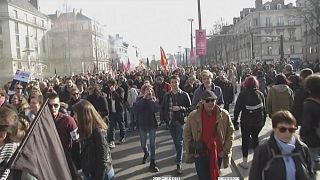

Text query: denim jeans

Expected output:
[84,167,115,180]
[195,155,222,180]
[108,112,125,142]
[169,121,184,164]
[139,128,156,159]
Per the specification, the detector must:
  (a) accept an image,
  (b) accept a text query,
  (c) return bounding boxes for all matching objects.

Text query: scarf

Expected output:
[274,134,296,180]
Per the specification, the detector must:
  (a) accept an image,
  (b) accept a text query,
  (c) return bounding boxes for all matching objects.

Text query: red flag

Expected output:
[121,61,126,72]
[160,47,167,73]
[126,58,131,71]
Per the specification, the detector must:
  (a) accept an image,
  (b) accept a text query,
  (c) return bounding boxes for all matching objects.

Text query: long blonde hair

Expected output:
[72,100,107,141]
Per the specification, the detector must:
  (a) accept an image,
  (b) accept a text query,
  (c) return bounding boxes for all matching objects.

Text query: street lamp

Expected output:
[178,46,182,66]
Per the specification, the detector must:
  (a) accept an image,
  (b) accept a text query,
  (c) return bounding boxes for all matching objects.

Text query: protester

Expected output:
[266,73,294,116]
[162,75,191,174]
[249,111,315,180]
[73,100,114,180]
[300,73,320,171]
[134,84,160,172]
[234,76,266,169]
[184,90,234,180]
[192,70,224,109]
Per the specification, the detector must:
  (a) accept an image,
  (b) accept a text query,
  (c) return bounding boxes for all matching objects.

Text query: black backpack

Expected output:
[244,90,266,126]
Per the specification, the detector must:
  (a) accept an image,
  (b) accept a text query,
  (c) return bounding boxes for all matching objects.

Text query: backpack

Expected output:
[244,90,266,126]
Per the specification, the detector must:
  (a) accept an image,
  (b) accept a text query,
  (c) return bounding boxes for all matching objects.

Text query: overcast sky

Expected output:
[39,0,296,59]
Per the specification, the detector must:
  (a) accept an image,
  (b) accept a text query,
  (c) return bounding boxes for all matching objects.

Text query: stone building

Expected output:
[0,0,51,82]
[207,0,303,65]
[48,9,109,75]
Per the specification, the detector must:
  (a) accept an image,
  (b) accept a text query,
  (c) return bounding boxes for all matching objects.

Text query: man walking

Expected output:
[162,75,191,174]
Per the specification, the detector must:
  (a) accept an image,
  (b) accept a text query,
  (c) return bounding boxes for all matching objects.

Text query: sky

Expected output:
[39,0,296,60]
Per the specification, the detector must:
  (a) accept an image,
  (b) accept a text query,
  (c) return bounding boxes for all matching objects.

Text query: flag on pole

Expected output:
[4,101,76,180]
[126,58,131,71]
[160,47,167,73]
[121,61,126,72]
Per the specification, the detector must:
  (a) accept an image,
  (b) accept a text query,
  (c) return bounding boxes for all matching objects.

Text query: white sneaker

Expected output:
[238,161,248,169]
[109,141,116,149]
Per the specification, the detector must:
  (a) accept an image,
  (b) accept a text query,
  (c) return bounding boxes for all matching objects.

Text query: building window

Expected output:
[288,17,295,26]
[25,36,29,49]
[33,17,36,24]
[16,48,21,59]
[42,38,46,53]
[13,10,18,18]
[24,14,28,21]
[267,46,273,55]
[15,22,19,34]
[266,4,271,10]
[277,16,284,26]
[41,20,44,27]
[266,17,271,27]
[16,35,20,47]
[310,47,313,54]
[290,45,295,54]
[277,4,282,9]
[0,24,2,34]
[0,40,3,49]
[289,30,296,40]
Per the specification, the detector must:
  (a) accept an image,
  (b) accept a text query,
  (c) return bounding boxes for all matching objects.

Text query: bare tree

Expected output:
[300,0,320,37]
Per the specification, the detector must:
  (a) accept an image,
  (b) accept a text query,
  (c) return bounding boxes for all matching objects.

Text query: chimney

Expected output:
[29,0,39,10]
[255,0,263,9]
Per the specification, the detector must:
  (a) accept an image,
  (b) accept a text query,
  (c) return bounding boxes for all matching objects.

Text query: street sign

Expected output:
[196,29,207,56]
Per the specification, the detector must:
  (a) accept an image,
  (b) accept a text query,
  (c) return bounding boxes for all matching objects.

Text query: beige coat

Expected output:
[266,84,294,115]
[183,104,234,168]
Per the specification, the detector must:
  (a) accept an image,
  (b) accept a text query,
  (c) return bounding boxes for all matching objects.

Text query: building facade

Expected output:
[297,0,320,62]
[207,0,303,65]
[0,0,51,82]
[48,9,109,75]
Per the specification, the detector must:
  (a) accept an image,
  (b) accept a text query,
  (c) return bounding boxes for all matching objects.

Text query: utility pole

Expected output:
[280,34,284,60]
[66,4,72,75]
[94,19,99,73]
[251,32,255,62]
[185,48,188,66]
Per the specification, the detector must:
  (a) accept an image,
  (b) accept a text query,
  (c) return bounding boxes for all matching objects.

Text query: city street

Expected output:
[111,106,274,180]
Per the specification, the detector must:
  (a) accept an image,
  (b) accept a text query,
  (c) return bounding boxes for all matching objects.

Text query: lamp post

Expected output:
[188,18,194,51]
[187,18,194,66]
[178,46,182,66]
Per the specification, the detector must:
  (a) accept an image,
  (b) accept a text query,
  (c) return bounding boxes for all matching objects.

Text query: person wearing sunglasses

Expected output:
[184,90,234,180]
[68,88,81,117]
[249,110,315,180]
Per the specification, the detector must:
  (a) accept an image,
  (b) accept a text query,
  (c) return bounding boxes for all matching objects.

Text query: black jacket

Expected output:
[214,78,234,104]
[87,94,109,118]
[234,88,266,126]
[249,133,314,180]
[134,97,160,129]
[290,88,309,126]
[106,87,125,113]
[161,89,191,124]
[81,128,112,180]
[300,97,320,148]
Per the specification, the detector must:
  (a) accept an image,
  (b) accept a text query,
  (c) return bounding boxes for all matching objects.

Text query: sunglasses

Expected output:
[48,103,59,108]
[277,127,297,133]
[72,93,79,96]
[204,99,216,103]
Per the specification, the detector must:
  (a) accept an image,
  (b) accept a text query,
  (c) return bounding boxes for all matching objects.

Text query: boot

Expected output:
[238,157,248,169]
[142,153,149,164]
[149,159,159,172]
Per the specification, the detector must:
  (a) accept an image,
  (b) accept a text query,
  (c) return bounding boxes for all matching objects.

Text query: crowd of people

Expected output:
[0,59,319,180]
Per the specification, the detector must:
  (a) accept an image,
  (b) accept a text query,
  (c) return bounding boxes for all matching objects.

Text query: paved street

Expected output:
[111,107,274,180]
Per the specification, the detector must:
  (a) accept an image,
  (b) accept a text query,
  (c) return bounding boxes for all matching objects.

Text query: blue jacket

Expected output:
[191,83,224,109]
[134,97,160,129]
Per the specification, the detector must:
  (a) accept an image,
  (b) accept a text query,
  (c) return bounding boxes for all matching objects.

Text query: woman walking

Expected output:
[73,100,114,180]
